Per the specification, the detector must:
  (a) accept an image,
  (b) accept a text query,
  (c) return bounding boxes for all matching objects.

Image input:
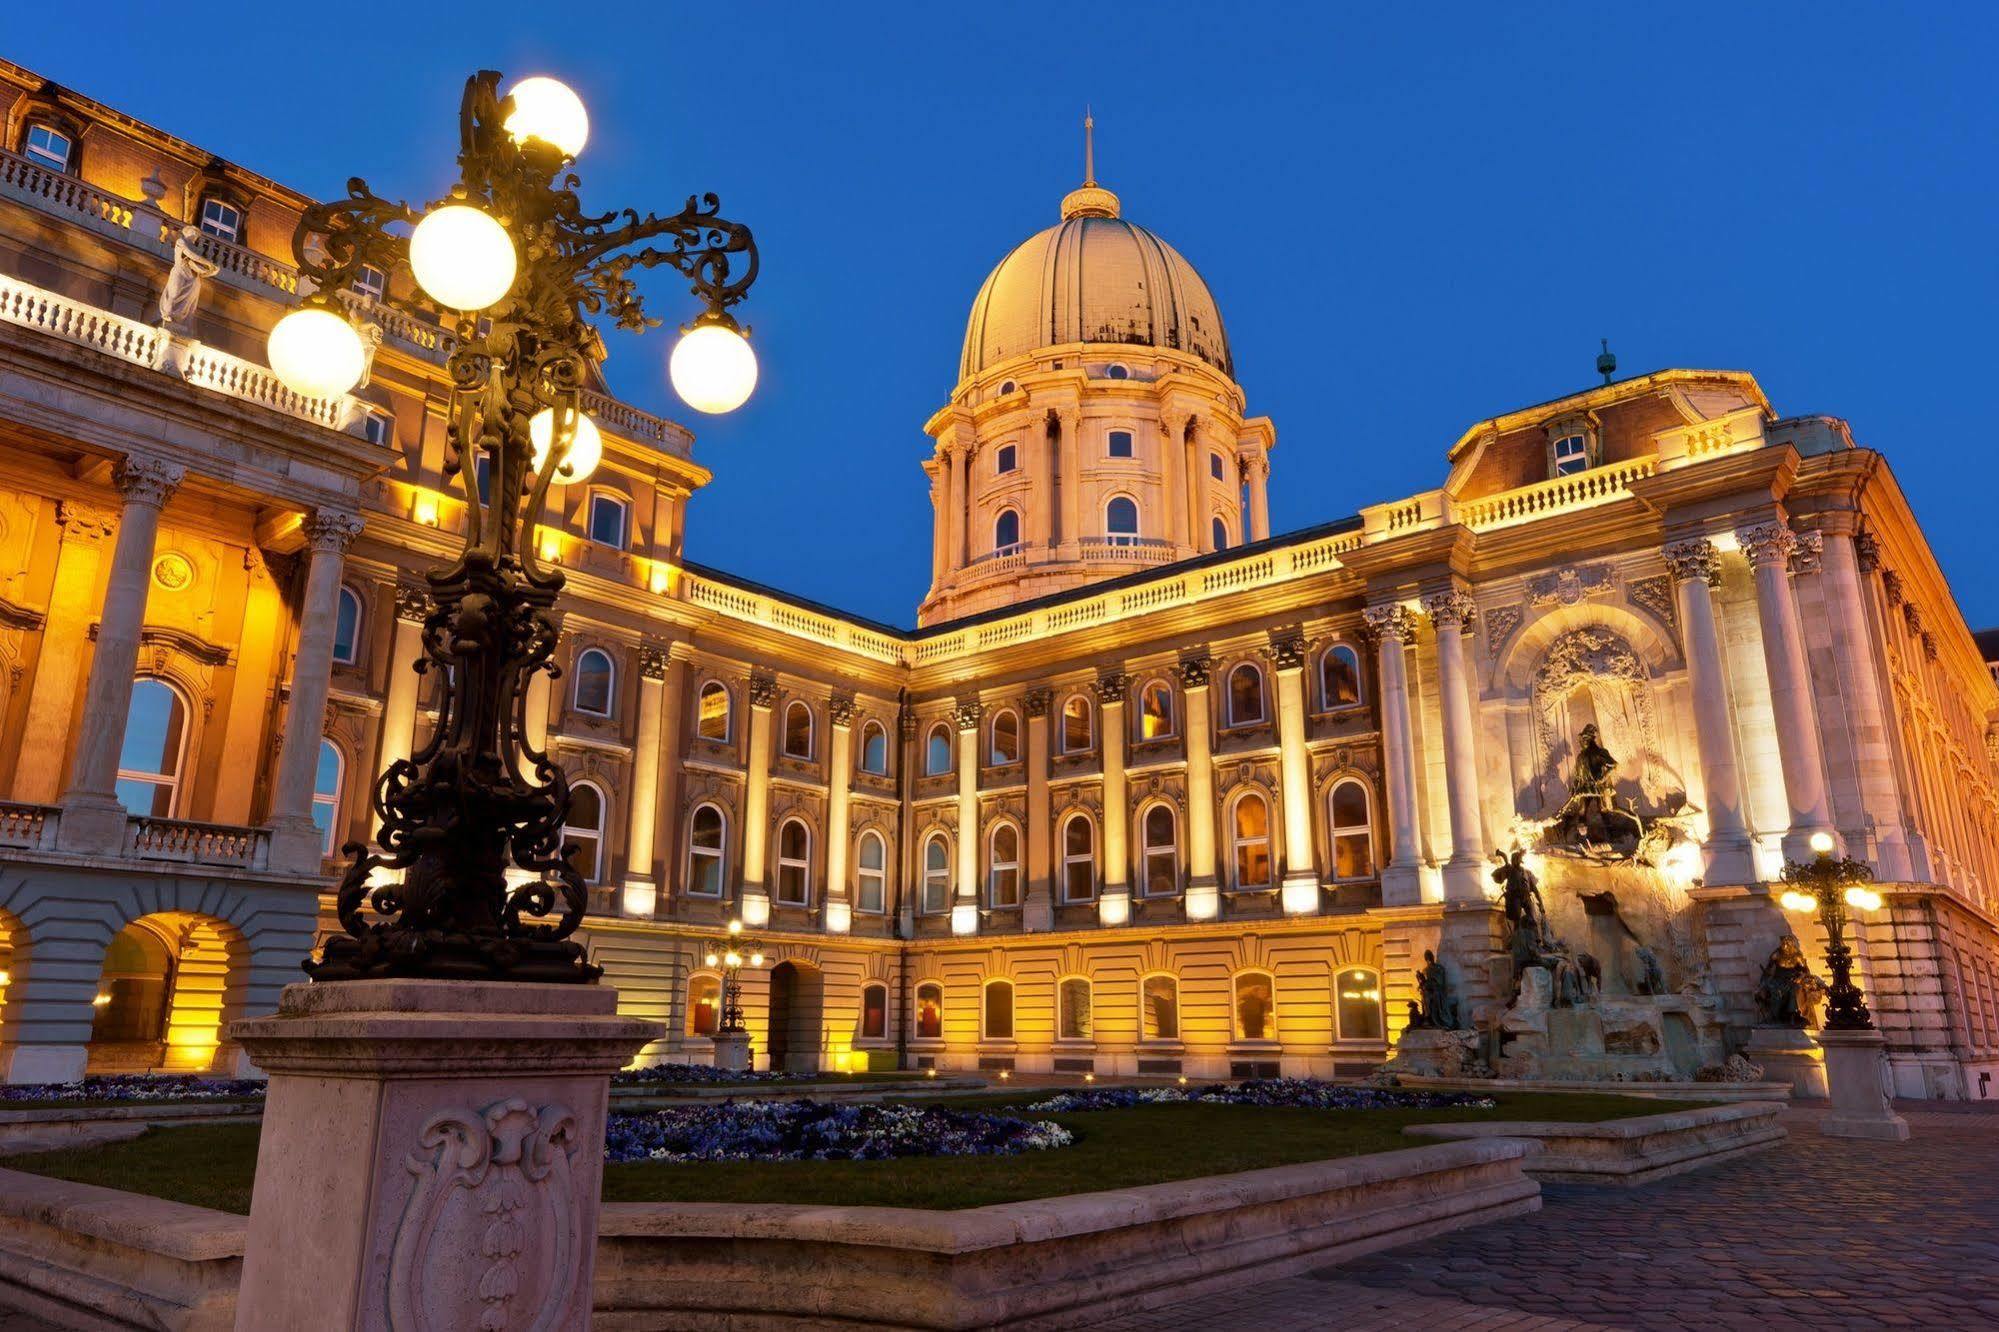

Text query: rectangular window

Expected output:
[1552,434,1589,477]
[588,494,628,548]
[198,197,243,243]
[354,264,388,302]
[24,124,72,171]
[984,983,1014,1040]
[996,443,1017,474]
[861,986,888,1040]
[363,411,392,446]
[917,984,944,1039]
[1107,430,1134,458]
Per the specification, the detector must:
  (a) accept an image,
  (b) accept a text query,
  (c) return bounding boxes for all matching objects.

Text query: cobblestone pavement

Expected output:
[1100,1103,1999,1331]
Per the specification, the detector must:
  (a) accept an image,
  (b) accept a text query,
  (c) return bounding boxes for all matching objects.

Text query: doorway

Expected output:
[765,961,824,1075]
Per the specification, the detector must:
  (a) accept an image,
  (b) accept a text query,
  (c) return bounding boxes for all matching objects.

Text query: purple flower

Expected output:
[1025,1078,1496,1113]
[603,1099,1072,1165]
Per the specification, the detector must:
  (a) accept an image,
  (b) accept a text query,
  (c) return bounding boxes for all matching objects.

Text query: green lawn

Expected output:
[1,1092,1705,1216]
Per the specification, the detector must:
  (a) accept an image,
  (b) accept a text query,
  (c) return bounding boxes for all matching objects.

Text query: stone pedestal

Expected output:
[712,1030,753,1072]
[1379,1026,1480,1079]
[1745,1025,1828,1100]
[1817,1027,1910,1141]
[229,979,659,1331]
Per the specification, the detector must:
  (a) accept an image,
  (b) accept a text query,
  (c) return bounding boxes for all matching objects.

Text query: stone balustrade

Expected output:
[124,816,270,870]
[0,802,58,851]
[0,148,137,230]
[1455,456,1658,532]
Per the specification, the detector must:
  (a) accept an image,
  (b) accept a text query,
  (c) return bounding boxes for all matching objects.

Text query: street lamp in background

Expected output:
[1778,832,1910,1140]
[703,919,765,1072]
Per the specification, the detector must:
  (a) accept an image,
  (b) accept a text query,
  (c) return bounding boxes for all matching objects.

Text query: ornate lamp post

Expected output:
[265,70,759,985]
[702,919,765,1071]
[1777,832,1910,1140]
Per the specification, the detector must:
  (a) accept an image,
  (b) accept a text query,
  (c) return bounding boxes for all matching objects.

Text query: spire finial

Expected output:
[1596,338,1617,385]
[1060,109,1120,220]
[1083,106,1096,187]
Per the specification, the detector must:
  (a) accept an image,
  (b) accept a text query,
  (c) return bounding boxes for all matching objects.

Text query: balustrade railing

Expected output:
[0,802,59,851]
[0,272,163,367]
[1456,456,1657,531]
[0,148,136,229]
[125,816,269,868]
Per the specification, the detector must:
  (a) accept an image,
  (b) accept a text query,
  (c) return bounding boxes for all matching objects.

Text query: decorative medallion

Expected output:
[151,552,195,592]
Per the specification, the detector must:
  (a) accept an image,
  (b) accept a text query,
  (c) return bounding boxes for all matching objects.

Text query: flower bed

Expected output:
[611,1062,790,1087]
[604,1099,1072,1164]
[1024,1077,1498,1114]
[0,1074,267,1105]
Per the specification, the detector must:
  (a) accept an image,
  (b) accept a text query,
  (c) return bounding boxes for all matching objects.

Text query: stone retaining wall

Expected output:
[1401,1101,1787,1185]
[1393,1073,1793,1102]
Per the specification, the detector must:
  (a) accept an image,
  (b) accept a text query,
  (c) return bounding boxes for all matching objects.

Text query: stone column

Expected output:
[653,645,692,901]
[620,643,669,917]
[13,502,117,804]
[927,464,946,589]
[823,692,856,934]
[1366,604,1424,905]
[1023,687,1054,931]
[57,456,184,854]
[739,671,777,926]
[1178,656,1220,919]
[945,446,967,572]
[1195,421,1221,552]
[1160,413,1190,551]
[1819,524,1918,880]
[268,510,367,872]
[231,980,657,1331]
[1664,538,1756,883]
[1057,408,1082,554]
[1737,520,1837,861]
[1423,589,1487,901]
[1245,454,1272,542]
[1270,634,1320,914]
[1095,672,1132,926]
[372,584,430,842]
[952,698,982,936]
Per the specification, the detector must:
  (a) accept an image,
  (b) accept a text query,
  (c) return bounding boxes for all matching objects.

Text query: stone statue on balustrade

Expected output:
[1408,951,1461,1030]
[158,226,220,336]
[1754,935,1827,1029]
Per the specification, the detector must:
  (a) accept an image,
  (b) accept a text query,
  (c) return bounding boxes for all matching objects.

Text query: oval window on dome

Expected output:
[1106,363,1130,380]
[999,380,1017,396]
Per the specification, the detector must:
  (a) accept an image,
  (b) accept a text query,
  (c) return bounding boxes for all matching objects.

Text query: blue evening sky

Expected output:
[11,3,1997,629]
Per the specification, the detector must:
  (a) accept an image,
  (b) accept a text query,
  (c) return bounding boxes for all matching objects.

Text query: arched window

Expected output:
[1235,972,1276,1041]
[1058,977,1093,1040]
[1140,803,1178,897]
[1210,453,1227,482]
[1061,694,1092,753]
[1107,429,1134,458]
[860,982,889,1040]
[687,974,721,1036]
[1211,516,1230,551]
[988,823,1021,907]
[998,379,1017,396]
[1336,967,1385,1041]
[925,723,953,776]
[983,979,1015,1040]
[1320,644,1362,709]
[1138,679,1174,740]
[1105,495,1139,544]
[1231,792,1272,890]
[23,123,73,171]
[1061,814,1095,903]
[994,509,1022,554]
[995,443,1017,474]
[1142,974,1179,1041]
[855,830,888,913]
[353,263,388,302]
[686,803,726,896]
[916,981,944,1039]
[565,781,606,883]
[1330,779,1375,880]
[775,818,811,906]
[783,700,814,759]
[587,492,629,548]
[698,681,732,741]
[332,587,363,665]
[114,679,188,816]
[859,720,889,775]
[312,740,344,856]
[921,833,951,914]
[1227,663,1266,727]
[989,708,1020,764]
[573,648,615,717]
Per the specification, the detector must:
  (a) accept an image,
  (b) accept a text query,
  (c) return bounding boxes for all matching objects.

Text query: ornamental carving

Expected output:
[1174,654,1212,688]
[1483,604,1524,659]
[1091,672,1130,706]
[1881,570,1905,606]
[898,708,919,739]
[1626,575,1677,634]
[1902,601,1924,636]
[1735,521,1797,569]
[387,1098,586,1332]
[828,692,857,727]
[638,642,670,680]
[1420,589,1477,632]
[150,552,195,592]
[1023,687,1053,718]
[1921,631,1938,662]
[1313,744,1381,788]
[952,698,984,730]
[1362,603,1419,645]
[303,509,367,553]
[1662,538,1722,587]
[1529,627,1671,816]
[1268,633,1308,671]
[56,500,117,543]
[1526,565,1612,607]
[1854,530,1882,572]
[113,455,184,507]
[1789,530,1824,576]
[394,581,431,622]
[747,671,778,708]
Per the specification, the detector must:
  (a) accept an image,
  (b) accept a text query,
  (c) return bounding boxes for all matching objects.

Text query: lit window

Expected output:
[996,444,1017,474]
[1061,814,1095,903]
[1107,430,1134,459]
[1235,972,1275,1040]
[1552,433,1589,477]
[353,264,387,302]
[1061,694,1092,752]
[1227,663,1266,727]
[1058,977,1093,1040]
[564,781,606,883]
[989,708,1020,764]
[917,981,944,1038]
[1330,779,1375,880]
[363,412,393,446]
[1232,792,1272,889]
[1139,679,1173,740]
[1336,967,1384,1041]
[783,700,813,759]
[573,648,615,716]
[1141,804,1178,896]
[312,740,344,856]
[23,124,72,171]
[1143,975,1179,1041]
[687,804,726,896]
[197,197,242,243]
[925,723,953,775]
[994,508,1022,554]
[860,983,888,1040]
[1105,363,1130,380]
[1212,516,1230,550]
[859,720,889,775]
[921,834,950,913]
[1321,644,1362,709]
[856,831,888,912]
[587,493,628,548]
[697,682,731,741]
[1105,496,1139,544]
[115,679,186,816]
[984,979,1014,1040]
[775,819,811,906]
[989,823,1021,907]
[332,586,363,664]
[687,974,721,1036]
[1210,453,1227,482]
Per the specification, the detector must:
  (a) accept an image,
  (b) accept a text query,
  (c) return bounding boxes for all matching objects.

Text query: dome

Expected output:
[959,185,1233,382]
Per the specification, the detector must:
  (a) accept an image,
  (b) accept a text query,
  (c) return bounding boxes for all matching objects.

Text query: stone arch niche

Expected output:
[1528,626,1684,819]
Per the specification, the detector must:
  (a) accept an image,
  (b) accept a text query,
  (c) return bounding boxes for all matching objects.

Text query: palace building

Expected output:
[1,60,1996,1098]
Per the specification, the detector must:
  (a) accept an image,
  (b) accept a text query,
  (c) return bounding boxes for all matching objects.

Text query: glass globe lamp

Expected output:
[504,77,589,158]
[267,307,368,400]
[409,205,517,311]
[528,408,603,483]
[670,322,758,414]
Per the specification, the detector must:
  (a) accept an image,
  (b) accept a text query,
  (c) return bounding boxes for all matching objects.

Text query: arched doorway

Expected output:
[87,913,241,1075]
[765,961,824,1075]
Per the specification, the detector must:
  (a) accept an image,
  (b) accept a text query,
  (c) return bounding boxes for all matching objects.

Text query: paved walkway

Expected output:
[1101,1103,1999,1331]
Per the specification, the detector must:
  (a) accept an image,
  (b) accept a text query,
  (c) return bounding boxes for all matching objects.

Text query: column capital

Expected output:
[1663,537,1722,586]
[114,455,185,508]
[828,691,857,727]
[1023,685,1054,718]
[1174,653,1212,689]
[393,580,432,623]
[1091,671,1130,706]
[1267,632,1308,672]
[1362,603,1420,645]
[1789,530,1824,576]
[952,697,984,731]
[302,509,366,554]
[897,708,920,739]
[1735,520,1797,569]
[1420,589,1478,633]
[747,670,778,709]
[1854,529,1883,572]
[638,640,671,681]
[56,499,118,543]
